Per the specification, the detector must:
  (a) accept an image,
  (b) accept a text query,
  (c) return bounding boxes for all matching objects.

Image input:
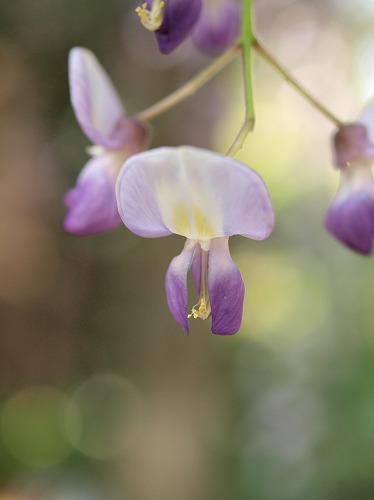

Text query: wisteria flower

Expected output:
[325,121,374,254]
[136,0,202,54]
[192,0,240,57]
[116,146,274,334]
[64,47,149,236]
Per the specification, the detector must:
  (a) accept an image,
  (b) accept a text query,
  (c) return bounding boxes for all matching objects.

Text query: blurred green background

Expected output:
[1,0,374,498]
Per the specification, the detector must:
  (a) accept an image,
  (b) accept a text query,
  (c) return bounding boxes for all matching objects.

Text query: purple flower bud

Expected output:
[137,0,202,54]
[325,162,374,254]
[192,0,240,57]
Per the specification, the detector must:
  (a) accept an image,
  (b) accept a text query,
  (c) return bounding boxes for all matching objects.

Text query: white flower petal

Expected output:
[116,146,274,241]
[69,47,126,148]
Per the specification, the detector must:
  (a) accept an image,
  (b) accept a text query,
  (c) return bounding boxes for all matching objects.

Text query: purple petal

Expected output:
[150,0,202,54]
[165,242,196,332]
[69,47,138,149]
[192,1,240,57]
[325,188,374,255]
[333,124,374,168]
[116,147,274,241]
[63,155,121,236]
[208,238,245,335]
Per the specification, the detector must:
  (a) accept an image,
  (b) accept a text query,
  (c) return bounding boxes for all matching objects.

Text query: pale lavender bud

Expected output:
[333,124,374,168]
[192,0,240,57]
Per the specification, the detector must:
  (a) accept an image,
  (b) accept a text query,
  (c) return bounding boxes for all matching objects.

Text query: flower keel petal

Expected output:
[165,243,196,332]
[208,238,245,335]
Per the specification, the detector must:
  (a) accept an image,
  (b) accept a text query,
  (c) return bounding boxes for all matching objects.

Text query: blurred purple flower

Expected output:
[116,146,274,334]
[192,0,240,57]
[136,0,202,54]
[64,47,149,236]
[325,121,374,254]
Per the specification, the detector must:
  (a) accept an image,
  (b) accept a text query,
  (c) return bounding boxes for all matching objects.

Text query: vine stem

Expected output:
[135,7,343,148]
[253,37,343,127]
[136,44,241,122]
[226,0,255,157]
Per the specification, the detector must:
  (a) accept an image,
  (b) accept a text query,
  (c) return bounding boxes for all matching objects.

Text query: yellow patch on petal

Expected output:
[172,202,193,235]
[172,202,216,240]
[193,205,216,240]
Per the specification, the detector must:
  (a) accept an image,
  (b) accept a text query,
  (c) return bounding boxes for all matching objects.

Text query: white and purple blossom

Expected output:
[116,146,274,335]
[325,121,374,254]
[192,0,240,57]
[64,47,149,236]
[136,0,202,54]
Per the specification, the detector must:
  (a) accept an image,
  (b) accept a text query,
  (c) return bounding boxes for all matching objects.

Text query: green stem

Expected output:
[253,37,343,127]
[136,44,241,122]
[226,119,254,157]
[226,0,255,157]
[135,4,343,153]
[241,0,255,125]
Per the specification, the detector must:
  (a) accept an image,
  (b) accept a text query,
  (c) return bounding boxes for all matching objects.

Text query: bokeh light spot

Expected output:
[64,373,144,460]
[1,387,73,467]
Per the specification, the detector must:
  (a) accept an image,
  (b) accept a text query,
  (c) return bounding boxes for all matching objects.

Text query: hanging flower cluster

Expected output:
[64,0,372,335]
[116,147,273,334]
